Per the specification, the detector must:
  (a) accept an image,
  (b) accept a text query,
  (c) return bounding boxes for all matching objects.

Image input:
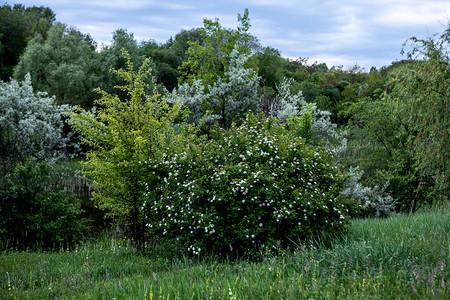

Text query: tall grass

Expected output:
[1,205,449,299]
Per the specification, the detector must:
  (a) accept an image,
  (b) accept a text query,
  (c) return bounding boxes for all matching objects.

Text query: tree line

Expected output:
[0,3,448,252]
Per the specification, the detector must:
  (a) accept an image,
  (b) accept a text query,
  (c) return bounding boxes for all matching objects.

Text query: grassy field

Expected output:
[1,204,449,299]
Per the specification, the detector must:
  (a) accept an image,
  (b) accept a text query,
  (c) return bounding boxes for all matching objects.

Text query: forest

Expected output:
[0,3,449,299]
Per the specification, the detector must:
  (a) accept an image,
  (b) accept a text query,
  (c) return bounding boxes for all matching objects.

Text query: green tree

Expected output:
[0,159,88,249]
[0,3,55,81]
[179,8,259,87]
[301,81,322,103]
[96,29,147,94]
[141,39,181,91]
[388,27,450,199]
[359,67,386,99]
[257,47,285,89]
[343,96,437,212]
[69,51,185,248]
[164,28,204,60]
[13,22,99,107]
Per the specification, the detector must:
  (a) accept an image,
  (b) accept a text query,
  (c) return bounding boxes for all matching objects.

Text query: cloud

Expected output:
[373,0,450,26]
[244,0,298,6]
[11,0,450,69]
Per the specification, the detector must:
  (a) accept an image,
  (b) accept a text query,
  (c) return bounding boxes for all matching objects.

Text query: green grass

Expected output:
[1,205,449,299]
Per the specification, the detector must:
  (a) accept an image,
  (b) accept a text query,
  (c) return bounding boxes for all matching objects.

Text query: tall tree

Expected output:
[179,8,259,87]
[0,4,55,81]
[164,28,203,60]
[13,22,99,107]
[387,27,450,198]
[97,29,145,89]
[141,39,181,91]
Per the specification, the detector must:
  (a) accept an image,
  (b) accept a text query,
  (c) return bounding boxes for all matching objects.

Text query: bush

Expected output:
[142,114,354,256]
[0,74,76,172]
[340,167,396,217]
[0,159,88,249]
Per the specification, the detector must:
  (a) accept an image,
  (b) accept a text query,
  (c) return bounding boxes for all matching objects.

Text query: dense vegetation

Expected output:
[1,205,449,298]
[0,2,449,297]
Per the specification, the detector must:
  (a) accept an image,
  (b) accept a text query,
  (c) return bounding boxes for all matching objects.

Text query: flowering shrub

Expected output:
[142,114,353,256]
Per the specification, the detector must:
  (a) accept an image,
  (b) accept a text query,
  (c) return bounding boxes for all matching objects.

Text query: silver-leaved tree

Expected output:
[0,74,75,172]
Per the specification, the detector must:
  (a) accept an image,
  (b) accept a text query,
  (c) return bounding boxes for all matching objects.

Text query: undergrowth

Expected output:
[1,204,449,299]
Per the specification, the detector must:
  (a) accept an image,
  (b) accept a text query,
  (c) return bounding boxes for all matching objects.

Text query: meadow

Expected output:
[1,204,449,299]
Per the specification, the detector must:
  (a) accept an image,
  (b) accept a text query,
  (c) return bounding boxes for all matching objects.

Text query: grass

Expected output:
[1,204,449,299]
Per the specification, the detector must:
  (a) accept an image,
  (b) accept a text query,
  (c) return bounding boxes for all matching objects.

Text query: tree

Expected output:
[388,26,450,199]
[0,74,74,173]
[179,8,259,87]
[164,28,204,60]
[96,29,147,95]
[141,39,181,91]
[0,159,88,249]
[342,96,437,212]
[168,47,260,129]
[69,51,185,248]
[13,22,99,107]
[0,4,55,81]
[257,47,285,90]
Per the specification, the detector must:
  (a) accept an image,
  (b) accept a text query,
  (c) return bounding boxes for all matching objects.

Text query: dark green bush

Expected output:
[0,160,89,249]
[142,114,354,256]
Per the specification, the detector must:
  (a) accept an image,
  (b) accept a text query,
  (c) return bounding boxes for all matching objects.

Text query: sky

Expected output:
[6,0,450,70]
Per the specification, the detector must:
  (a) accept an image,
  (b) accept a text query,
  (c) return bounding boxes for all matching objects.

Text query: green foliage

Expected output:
[257,47,289,89]
[0,3,55,81]
[342,25,450,213]
[143,114,352,256]
[301,80,322,103]
[96,29,149,95]
[359,67,386,99]
[13,22,99,107]
[179,8,258,87]
[165,28,204,60]
[342,97,437,212]
[169,47,260,129]
[286,106,313,143]
[141,41,181,91]
[69,51,185,246]
[0,159,88,249]
[388,27,450,199]
[3,202,449,299]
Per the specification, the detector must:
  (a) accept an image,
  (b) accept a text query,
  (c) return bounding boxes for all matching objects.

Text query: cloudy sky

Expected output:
[7,0,450,70]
